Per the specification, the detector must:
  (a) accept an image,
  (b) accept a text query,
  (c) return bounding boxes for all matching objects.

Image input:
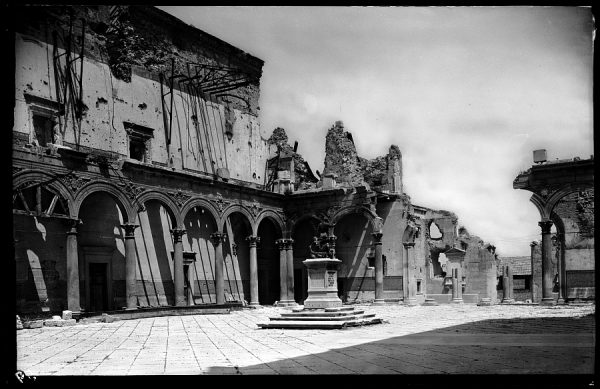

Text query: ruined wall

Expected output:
[267,127,319,191]
[360,145,403,194]
[462,242,498,302]
[322,121,365,187]
[13,6,269,186]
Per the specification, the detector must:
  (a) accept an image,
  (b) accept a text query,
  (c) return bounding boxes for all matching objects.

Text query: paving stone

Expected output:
[16,304,595,376]
[44,319,76,327]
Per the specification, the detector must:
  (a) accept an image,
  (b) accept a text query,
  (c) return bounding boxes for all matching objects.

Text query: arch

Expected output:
[13,170,75,213]
[254,209,286,236]
[546,183,594,217]
[73,181,136,222]
[180,197,221,229]
[331,206,379,230]
[529,193,551,221]
[220,204,254,233]
[290,213,324,235]
[136,190,183,228]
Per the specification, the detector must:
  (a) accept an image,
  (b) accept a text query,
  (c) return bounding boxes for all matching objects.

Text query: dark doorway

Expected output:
[294,268,307,303]
[89,263,108,312]
[257,218,281,305]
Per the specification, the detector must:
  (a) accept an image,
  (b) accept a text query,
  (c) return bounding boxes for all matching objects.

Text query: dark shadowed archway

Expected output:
[257,217,283,305]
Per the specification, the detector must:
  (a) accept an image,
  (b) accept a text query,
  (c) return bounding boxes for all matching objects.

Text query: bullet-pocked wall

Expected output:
[13,5,270,186]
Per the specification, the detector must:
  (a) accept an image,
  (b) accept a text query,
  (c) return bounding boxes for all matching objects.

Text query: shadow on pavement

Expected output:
[204,313,595,378]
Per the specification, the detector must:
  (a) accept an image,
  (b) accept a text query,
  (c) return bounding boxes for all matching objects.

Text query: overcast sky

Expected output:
[159,6,594,257]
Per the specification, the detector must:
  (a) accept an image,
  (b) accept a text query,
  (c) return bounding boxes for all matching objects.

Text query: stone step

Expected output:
[258,320,347,329]
[324,306,355,312]
[270,313,376,322]
[257,317,383,329]
[280,310,364,318]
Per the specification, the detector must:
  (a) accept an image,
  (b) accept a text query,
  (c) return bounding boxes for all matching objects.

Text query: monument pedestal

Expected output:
[302,258,343,309]
[257,257,382,329]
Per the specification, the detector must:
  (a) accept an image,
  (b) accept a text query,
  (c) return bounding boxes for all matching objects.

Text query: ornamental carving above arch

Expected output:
[167,189,192,208]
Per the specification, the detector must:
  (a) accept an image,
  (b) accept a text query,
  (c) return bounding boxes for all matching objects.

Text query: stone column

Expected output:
[276,239,288,305]
[502,265,515,303]
[210,232,226,305]
[539,220,556,306]
[122,223,139,309]
[507,266,514,301]
[66,219,81,312]
[555,238,565,305]
[372,232,385,305]
[246,235,260,306]
[451,268,464,303]
[285,239,296,305]
[403,242,417,306]
[171,228,186,307]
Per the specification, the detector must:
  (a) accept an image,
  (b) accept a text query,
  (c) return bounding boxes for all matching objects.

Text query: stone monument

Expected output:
[258,229,382,329]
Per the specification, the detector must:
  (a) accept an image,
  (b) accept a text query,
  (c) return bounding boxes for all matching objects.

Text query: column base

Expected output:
[556,297,566,305]
[249,302,261,307]
[372,299,386,306]
[404,298,418,306]
[501,298,515,304]
[450,299,464,304]
[540,298,556,306]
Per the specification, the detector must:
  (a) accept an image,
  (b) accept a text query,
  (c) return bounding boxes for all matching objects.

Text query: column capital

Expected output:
[538,220,553,234]
[170,228,186,242]
[210,232,227,246]
[371,231,383,243]
[121,223,139,237]
[275,238,287,250]
[246,235,260,247]
[284,238,294,250]
[65,218,82,234]
[403,241,416,248]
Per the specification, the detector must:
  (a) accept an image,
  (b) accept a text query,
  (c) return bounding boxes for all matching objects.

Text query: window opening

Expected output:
[124,122,153,163]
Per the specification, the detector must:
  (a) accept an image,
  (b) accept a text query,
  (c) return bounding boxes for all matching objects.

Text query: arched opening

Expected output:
[257,217,282,305]
[78,191,128,312]
[550,188,594,301]
[134,200,177,307]
[223,212,252,303]
[334,213,373,302]
[291,217,320,303]
[183,205,218,304]
[13,182,71,313]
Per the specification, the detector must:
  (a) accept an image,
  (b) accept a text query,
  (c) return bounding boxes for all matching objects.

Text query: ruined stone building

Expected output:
[12,5,500,316]
[514,151,594,304]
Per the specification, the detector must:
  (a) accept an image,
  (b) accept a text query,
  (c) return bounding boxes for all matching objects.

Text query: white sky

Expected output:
[159,6,594,257]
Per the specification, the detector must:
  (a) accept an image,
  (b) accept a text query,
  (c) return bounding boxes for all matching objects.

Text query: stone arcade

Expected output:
[13,6,501,318]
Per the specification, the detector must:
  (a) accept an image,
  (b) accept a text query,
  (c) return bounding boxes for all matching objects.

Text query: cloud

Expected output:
[159,6,593,256]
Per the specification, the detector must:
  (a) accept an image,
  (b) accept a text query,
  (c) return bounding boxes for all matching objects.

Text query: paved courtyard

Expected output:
[16,303,595,376]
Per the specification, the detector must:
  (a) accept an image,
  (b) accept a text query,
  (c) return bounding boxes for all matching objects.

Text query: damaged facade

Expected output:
[514,151,594,303]
[13,5,499,316]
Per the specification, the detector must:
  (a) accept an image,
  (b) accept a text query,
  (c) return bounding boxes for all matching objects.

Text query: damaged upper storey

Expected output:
[11,5,263,116]
[12,5,271,186]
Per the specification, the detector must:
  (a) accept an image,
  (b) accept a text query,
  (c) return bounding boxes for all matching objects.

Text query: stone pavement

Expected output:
[16,303,594,376]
